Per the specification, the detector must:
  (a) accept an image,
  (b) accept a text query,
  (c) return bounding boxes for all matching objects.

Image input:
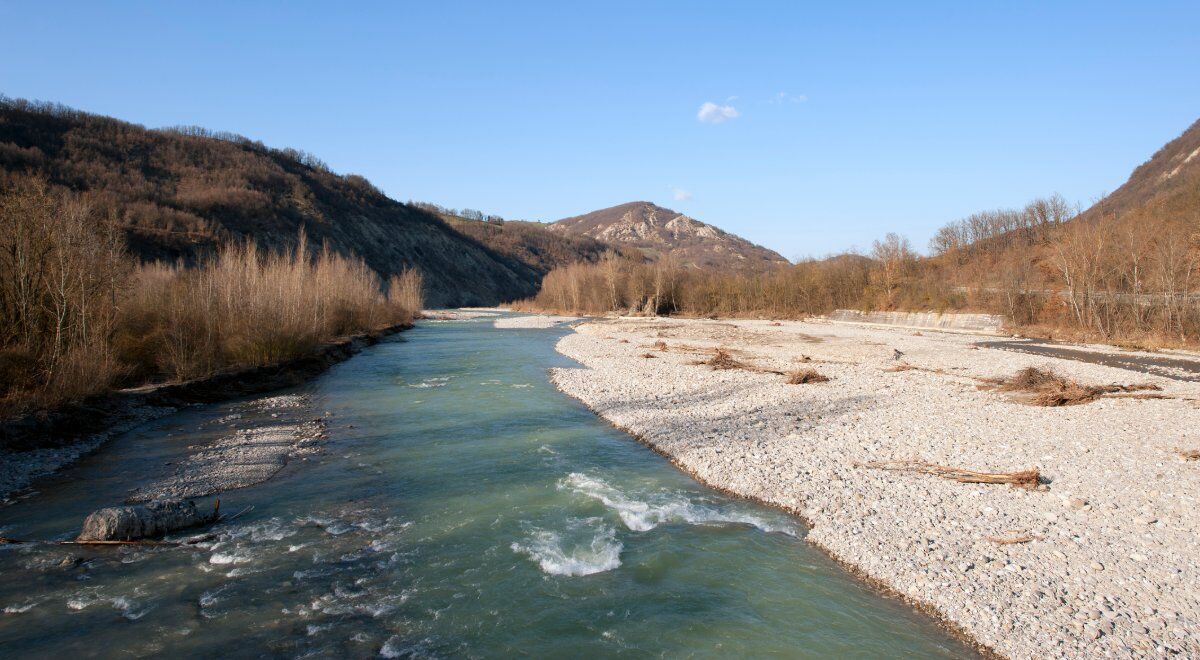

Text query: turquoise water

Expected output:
[0,315,975,657]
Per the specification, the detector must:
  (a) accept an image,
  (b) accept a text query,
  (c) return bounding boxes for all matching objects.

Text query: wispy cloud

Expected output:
[697,101,739,124]
[671,187,693,201]
[771,91,808,104]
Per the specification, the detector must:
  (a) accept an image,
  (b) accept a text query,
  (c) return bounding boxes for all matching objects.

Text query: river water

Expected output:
[0,315,974,657]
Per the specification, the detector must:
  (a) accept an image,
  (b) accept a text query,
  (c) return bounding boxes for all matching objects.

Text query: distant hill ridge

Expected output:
[549,201,789,270]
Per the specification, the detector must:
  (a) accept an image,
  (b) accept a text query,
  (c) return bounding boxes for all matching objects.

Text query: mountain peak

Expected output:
[549,202,787,270]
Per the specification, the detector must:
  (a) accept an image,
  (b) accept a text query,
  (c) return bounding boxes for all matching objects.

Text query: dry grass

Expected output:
[786,368,830,384]
[1178,448,1200,461]
[652,340,668,351]
[988,367,1161,406]
[119,235,420,382]
[640,352,657,359]
[862,460,1041,489]
[884,363,919,372]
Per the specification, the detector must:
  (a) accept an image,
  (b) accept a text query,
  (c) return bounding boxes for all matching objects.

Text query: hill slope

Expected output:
[549,201,789,270]
[0,97,538,307]
[1079,118,1200,225]
[439,214,618,274]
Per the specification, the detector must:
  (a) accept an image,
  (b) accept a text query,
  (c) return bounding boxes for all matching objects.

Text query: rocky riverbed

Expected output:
[129,394,326,502]
[547,316,1200,658]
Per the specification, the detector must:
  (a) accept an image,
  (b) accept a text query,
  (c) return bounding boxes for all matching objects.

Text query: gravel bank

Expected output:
[548,317,1200,658]
[129,394,325,502]
[493,314,581,329]
[422,309,501,320]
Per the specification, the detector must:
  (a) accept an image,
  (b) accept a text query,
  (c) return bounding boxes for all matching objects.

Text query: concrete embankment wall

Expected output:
[827,309,1007,334]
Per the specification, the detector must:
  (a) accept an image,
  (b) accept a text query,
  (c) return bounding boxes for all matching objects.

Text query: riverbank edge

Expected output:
[0,322,412,499]
[547,364,1000,660]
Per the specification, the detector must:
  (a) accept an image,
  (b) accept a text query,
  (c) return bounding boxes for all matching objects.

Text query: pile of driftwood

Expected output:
[982,367,1161,407]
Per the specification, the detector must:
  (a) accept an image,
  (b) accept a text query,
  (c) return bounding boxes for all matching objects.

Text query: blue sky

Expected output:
[2,2,1198,259]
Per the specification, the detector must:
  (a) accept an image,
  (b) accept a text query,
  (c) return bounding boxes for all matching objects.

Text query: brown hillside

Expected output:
[1079,118,1200,226]
[0,97,540,307]
[440,215,623,274]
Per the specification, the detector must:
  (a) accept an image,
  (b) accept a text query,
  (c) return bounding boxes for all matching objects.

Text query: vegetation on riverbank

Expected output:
[515,189,1200,348]
[0,177,423,416]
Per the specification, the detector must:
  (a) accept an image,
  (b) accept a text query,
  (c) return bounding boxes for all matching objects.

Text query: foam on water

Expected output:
[3,599,39,613]
[111,596,152,620]
[209,549,254,565]
[510,517,622,576]
[407,377,450,389]
[562,473,798,536]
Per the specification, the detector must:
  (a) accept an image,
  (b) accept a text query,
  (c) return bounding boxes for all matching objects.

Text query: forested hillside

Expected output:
[0,97,539,306]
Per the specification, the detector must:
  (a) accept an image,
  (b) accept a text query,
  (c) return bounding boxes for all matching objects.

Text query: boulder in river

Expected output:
[77,499,219,542]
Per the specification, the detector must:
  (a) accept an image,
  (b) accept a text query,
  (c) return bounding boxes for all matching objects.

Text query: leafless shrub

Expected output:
[653,340,668,351]
[0,179,127,412]
[640,352,657,359]
[120,233,417,382]
[1177,448,1200,461]
[786,368,829,384]
[387,267,424,316]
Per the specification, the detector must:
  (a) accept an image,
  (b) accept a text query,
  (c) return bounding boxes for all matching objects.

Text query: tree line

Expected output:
[516,194,1200,347]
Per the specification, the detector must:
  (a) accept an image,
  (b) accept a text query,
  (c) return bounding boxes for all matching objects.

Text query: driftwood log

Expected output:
[76,499,220,542]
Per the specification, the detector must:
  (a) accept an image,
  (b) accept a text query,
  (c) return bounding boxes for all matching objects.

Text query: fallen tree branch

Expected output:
[985,532,1040,545]
[860,460,1041,489]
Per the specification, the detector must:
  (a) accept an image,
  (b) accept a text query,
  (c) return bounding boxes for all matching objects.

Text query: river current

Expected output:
[0,314,974,657]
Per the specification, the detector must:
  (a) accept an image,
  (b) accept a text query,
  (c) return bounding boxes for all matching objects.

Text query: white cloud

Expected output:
[671,187,693,201]
[697,101,739,124]
[771,91,808,104]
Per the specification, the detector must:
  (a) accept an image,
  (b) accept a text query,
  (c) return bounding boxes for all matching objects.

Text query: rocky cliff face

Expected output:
[549,201,789,270]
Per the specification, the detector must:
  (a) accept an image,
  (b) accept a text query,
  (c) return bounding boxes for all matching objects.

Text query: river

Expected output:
[0,314,975,657]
